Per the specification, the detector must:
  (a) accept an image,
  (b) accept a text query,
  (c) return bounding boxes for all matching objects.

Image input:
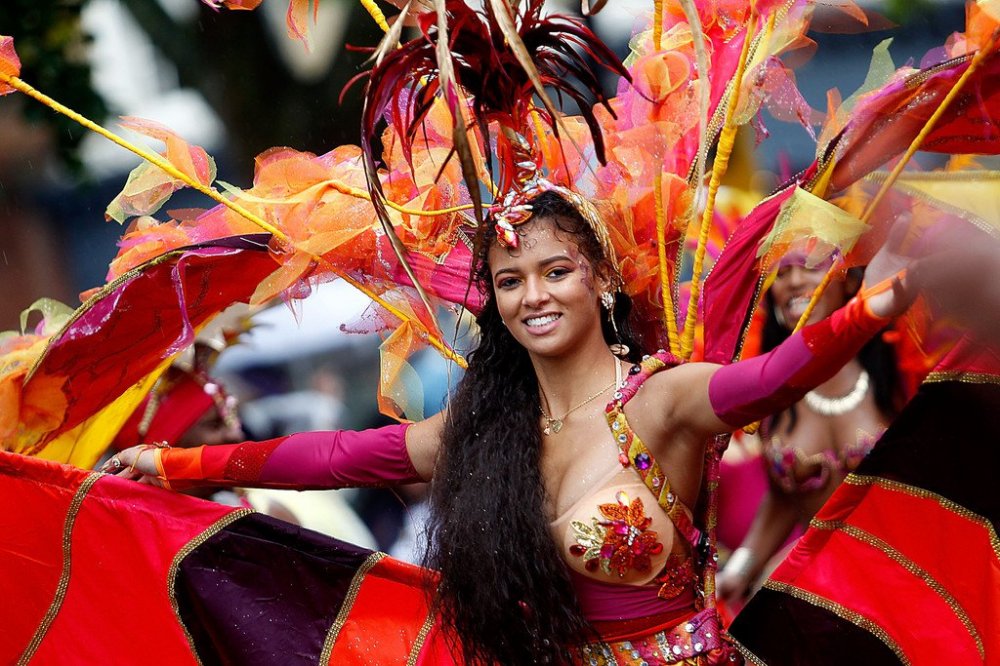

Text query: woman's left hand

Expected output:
[99,445,163,485]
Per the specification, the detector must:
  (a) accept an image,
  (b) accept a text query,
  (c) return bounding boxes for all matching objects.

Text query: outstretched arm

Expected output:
[106,412,443,490]
[664,276,902,437]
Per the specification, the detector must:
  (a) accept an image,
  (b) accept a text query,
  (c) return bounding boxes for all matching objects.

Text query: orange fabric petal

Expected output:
[0,36,21,95]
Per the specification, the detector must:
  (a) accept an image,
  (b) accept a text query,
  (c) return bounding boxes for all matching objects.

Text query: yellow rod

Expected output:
[793,31,998,333]
[654,172,681,354]
[653,0,664,48]
[0,72,290,244]
[679,10,758,358]
[359,0,392,33]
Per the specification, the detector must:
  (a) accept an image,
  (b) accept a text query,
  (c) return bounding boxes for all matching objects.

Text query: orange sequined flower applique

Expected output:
[570,491,663,577]
[655,553,695,599]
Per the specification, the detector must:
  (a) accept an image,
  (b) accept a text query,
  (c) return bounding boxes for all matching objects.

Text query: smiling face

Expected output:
[770,253,852,329]
[487,216,610,359]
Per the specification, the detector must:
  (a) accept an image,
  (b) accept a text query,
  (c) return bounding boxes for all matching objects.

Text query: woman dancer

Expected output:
[717,254,903,605]
[108,190,911,665]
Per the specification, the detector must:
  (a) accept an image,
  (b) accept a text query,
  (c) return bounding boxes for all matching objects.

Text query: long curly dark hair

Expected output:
[762,268,903,433]
[422,191,641,665]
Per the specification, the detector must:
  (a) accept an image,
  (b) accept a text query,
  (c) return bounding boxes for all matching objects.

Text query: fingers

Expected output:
[100,447,145,479]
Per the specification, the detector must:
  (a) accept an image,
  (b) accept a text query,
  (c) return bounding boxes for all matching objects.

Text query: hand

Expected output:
[716,568,751,605]
[99,444,164,485]
[861,218,919,319]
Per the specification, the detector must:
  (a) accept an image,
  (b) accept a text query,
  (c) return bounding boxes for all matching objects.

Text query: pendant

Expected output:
[544,418,563,435]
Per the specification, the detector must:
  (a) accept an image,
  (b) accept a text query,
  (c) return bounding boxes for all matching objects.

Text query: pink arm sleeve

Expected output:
[708,294,889,428]
[156,423,422,490]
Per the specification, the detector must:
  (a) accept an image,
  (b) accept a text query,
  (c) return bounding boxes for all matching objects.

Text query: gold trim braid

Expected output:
[406,608,438,666]
[762,580,910,665]
[18,471,102,666]
[167,508,253,666]
[732,639,767,666]
[320,551,387,665]
[811,519,984,659]
[844,474,1000,559]
[923,371,1000,386]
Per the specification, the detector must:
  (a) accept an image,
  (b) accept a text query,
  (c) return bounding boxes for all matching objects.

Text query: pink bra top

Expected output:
[764,428,881,494]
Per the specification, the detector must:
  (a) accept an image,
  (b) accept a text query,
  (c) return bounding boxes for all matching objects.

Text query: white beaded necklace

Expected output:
[804,370,870,416]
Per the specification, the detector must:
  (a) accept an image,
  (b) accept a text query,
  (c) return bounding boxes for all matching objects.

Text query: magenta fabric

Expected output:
[701,185,796,364]
[569,569,696,622]
[709,334,814,428]
[715,453,768,551]
[385,237,484,315]
[259,424,421,488]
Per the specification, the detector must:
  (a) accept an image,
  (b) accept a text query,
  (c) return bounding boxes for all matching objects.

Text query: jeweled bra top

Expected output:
[550,352,703,612]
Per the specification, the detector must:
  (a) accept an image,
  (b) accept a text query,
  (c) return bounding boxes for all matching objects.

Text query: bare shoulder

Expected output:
[406,411,445,481]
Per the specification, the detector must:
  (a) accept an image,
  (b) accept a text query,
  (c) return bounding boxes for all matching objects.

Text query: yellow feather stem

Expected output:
[0,72,290,245]
[793,30,999,334]
[359,0,391,33]
[340,273,468,369]
[653,0,664,48]
[654,171,681,355]
[679,11,757,359]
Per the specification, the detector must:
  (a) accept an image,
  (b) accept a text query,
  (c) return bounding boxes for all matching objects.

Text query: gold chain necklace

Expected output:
[539,361,621,436]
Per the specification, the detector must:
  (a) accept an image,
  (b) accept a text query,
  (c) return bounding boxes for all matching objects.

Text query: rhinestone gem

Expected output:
[635,453,651,470]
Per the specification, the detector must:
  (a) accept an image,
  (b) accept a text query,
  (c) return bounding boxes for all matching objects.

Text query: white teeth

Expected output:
[525,314,560,327]
[787,296,810,314]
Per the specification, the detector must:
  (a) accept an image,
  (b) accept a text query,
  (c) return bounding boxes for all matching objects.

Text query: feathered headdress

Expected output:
[361,0,627,257]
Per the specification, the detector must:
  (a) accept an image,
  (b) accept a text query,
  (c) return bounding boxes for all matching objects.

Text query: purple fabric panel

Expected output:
[175,512,375,665]
[708,333,813,428]
[259,423,420,488]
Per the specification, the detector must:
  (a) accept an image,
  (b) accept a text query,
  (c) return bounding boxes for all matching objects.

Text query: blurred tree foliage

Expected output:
[0,0,109,174]
[119,0,384,182]
[882,0,936,25]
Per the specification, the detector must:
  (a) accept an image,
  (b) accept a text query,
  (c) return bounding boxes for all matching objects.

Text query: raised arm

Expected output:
[663,277,901,438]
[106,412,444,490]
